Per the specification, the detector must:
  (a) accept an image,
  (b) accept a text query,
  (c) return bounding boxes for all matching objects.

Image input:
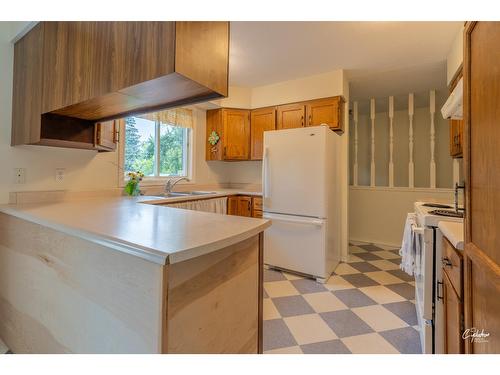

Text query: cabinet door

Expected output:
[449,119,463,158]
[250,107,276,160]
[206,109,223,161]
[306,96,344,132]
[238,196,253,217]
[277,103,305,130]
[94,120,117,151]
[227,196,239,215]
[443,272,464,354]
[223,109,250,160]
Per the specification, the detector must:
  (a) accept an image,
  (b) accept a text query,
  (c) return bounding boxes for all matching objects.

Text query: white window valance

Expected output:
[137,108,193,128]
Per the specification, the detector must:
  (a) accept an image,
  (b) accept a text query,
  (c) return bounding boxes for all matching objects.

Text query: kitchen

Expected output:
[0,5,499,371]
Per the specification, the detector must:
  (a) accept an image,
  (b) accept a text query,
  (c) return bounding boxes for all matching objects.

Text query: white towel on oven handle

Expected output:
[399,212,420,276]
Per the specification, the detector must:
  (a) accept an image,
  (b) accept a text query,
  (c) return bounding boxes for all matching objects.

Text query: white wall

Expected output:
[350,187,454,247]
[446,25,464,85]
[0,22,231,204]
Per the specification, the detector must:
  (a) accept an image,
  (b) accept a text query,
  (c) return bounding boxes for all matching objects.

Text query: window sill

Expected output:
[120,176,193,188]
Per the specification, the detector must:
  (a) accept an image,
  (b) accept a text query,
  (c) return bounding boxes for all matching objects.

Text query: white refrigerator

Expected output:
[262,125,342,282]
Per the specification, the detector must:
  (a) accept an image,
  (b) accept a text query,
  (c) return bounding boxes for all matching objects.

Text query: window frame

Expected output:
[118,116,193,187]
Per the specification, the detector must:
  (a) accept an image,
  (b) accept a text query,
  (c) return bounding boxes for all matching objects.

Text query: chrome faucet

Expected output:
[454,182,465,213]
[165,177,190,195]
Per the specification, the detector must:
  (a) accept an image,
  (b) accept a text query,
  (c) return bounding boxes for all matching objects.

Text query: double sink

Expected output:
[152,191,217,198]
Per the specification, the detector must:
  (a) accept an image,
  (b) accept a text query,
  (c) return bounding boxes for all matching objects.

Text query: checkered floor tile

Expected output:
[263,243,422,354]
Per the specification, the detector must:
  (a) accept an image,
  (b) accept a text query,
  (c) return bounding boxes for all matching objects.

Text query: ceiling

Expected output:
[229,21,462,96]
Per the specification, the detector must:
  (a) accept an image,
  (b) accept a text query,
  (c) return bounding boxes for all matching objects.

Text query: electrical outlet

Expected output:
[13,168,26,184]
[55,168,65,182]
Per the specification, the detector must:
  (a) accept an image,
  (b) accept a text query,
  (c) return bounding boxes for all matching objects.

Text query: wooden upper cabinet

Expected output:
[223,109,250,160]
[277,103,305,130]
[94,120,118,152]
[449,120,463,158]
[250,107,276,160]
[206,108,250,161]
[306,96,345,133]
[448,69,463,158]
[12,21,229,150]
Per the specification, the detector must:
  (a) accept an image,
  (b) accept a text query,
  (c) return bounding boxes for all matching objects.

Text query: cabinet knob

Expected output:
[301,116,304,127]
[442,257,452,268]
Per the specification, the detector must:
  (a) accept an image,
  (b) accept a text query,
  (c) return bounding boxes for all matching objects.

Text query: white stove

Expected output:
[414,201,463,227]
[411,201,464,354]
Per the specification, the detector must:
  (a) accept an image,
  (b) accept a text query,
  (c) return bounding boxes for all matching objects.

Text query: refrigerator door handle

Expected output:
[263,147,270,198]
[263,213,324,227]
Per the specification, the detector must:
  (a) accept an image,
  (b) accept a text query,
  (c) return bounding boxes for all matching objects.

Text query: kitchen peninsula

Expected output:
[0,194,270,353]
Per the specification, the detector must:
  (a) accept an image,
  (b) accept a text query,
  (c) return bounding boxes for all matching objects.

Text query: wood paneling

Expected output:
[0,213,164,353]
[443,271,464,354]
[463,21,500,354]
[165,235,260,353]
[306,96,345,132]
[277,103,305,130]
[250,107,276,160]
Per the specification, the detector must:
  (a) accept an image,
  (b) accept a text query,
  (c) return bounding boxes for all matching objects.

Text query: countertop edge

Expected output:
[438,221,464,251]
[0,205,271,266]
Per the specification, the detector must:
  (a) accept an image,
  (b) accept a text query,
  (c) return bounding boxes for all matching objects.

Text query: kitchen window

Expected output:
[123,108,192,179]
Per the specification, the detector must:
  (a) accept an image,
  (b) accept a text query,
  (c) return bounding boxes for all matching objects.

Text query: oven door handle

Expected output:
[411,223,425,235]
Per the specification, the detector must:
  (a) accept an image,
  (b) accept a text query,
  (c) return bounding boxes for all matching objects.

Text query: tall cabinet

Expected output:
[463,21,500,354]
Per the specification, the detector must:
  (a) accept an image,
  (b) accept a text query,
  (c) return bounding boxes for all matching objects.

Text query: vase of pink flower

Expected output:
[124,171,145,196]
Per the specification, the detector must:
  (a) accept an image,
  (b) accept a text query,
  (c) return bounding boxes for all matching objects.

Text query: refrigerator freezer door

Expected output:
[262,127,327,218]
[263,212,328,279]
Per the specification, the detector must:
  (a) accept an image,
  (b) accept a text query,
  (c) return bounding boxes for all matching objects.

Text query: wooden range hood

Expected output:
[11,21,229,151]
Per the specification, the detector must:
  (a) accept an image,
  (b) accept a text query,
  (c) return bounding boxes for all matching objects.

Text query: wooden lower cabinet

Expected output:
[227,196,262,218]
[443,272,464,353]
[252,197,263,218]
[441,237,464,354]
[237,196,252,217]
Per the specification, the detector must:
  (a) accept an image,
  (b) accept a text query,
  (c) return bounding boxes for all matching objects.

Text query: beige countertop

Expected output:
[438,221,464,250]
[0,193,270,265]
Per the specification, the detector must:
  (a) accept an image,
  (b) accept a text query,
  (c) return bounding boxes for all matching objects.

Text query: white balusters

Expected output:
[353,101,359,186]
[408,93,415,188]
[429,90,436,188]
[370,98,376,187]
[388,96,394,187]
